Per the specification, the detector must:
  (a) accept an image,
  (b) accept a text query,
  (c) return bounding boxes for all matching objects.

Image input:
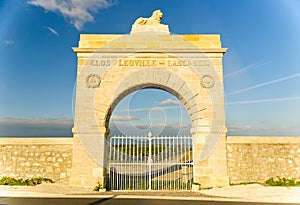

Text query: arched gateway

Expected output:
[70,10,229,189]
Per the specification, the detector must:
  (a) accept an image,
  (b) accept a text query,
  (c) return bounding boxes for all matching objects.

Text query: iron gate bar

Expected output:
[108,132,193,190]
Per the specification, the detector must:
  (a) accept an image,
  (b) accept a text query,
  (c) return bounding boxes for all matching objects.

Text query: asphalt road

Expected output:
[1,197,299,205]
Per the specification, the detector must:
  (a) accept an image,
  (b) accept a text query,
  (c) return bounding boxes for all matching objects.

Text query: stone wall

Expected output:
[0,138,73,184]
[1,136,300,186]
[227,136,300,184]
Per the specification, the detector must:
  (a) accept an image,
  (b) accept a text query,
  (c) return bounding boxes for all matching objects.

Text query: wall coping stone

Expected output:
[227,136,300,144]
[0,138,73,145]
[72,47,227,54]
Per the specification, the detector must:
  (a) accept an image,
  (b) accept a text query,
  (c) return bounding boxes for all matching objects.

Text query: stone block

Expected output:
[183,35,200,41]
[90,41,106,48]
[147,42,161,49]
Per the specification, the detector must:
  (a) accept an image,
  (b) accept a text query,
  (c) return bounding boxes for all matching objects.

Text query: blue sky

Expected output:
[0,0,300,136]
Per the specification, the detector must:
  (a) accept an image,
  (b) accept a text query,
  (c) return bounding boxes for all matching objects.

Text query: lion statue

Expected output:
[133,10,163,25]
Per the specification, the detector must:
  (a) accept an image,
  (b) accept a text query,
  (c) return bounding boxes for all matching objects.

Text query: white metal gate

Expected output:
[107,132,193,190]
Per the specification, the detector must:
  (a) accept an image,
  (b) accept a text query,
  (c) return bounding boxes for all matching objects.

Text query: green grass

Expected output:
[93,182,103,191]
[0,176,54,186]
[229,177,300,187]
[265,176,300,187]
[230,181,259,186]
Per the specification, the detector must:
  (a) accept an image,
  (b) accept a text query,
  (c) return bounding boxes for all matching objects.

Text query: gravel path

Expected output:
[0,184,217,198]
[1,183,300,203]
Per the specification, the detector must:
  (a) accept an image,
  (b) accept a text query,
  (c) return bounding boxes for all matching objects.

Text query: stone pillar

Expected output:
[192,130,229,188]
[69,132,106,187]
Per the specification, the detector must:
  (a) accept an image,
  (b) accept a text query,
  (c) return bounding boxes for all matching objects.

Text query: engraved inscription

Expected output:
[91,60,111,66]
[118,59,157,67]
[89,58,211,68]
[116,58,210,67]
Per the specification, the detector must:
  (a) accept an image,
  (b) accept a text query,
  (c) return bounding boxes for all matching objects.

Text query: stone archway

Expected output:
[104,83,193,134]
[70,11,228,188]
[97,65,209,136]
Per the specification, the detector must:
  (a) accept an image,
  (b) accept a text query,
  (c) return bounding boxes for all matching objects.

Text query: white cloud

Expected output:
[28,0,114,30]
[44,26,59,36]
[111,115,139,121]
[226,72,300,96]
[149,107,162,112]
[4,40,15,46]
[226,96,300,105]
[224,61,270,78]
[157,99,179,105]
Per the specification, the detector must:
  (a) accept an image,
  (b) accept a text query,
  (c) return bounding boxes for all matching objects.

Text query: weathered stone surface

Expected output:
[0,138,73,184]
[227,136,300,184]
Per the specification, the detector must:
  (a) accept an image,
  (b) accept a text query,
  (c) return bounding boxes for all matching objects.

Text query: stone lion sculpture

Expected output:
[133,10,163,25]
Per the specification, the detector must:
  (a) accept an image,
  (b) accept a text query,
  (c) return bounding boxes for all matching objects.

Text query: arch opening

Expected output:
[105,85,193,137]
[108,88,191,136]
[105,88,194,190]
